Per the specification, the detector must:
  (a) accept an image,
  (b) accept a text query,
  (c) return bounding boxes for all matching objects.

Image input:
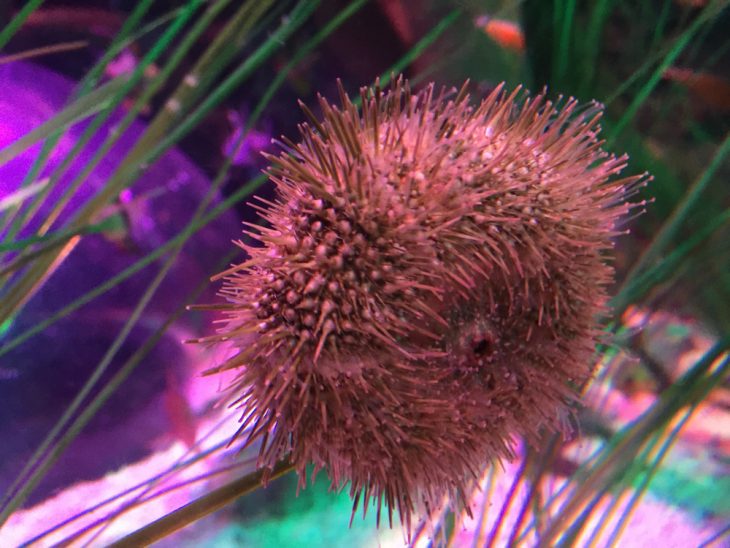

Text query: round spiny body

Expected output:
[207,77,644,533]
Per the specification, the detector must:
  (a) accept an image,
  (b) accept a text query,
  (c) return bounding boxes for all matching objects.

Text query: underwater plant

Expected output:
[200,76,645,536]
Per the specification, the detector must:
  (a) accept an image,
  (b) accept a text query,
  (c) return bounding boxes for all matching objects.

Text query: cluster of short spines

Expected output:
[205,76,646,536]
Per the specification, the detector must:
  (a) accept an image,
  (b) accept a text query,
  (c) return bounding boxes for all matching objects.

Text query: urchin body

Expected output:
[206,78,642,531]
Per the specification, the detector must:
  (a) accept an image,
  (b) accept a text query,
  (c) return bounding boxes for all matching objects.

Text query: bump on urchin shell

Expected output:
[203,76,647,535]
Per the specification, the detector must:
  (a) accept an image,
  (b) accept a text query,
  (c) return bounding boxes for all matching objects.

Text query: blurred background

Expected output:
[0,1,728,546]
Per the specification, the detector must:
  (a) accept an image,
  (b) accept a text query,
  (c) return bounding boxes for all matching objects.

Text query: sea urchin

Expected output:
[201,76,645,534]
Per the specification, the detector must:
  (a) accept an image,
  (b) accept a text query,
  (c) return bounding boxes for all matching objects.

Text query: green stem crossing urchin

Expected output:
[200,76,647,536]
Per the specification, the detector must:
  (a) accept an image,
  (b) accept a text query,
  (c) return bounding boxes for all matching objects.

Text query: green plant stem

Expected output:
[620,133,730,288]
[607,1,723,143]
[65,457,257,546]
[603,408,695,546]
[0,0,318,330]
[485,457,528,548]
[516,338,725,545]
[0,77,129,167]
[0,0,360,360]
[380,9,460,84]
[505,440,561,547]
[699,524,730,548]
[24,440,241,546]
[471,466,496,548]
[580,0,613,97]
[0,250,180,524]
[0,1,334,523]
[0,178,48,214]
[554,0,577,88]
[0,0,157,241]
[611,209,730,316]
[141,0,320,168]
[538,339,729,546]
[0,0,44,50]
[0,0,204,323]
[0,176,268,528]
[0,40,88,64]
[109,460,295,547]
[17,0,203,242]
[565,427,664,547]
[0,107,257,526]
[64,0,276,228]
[0,0,216,278]
[247,0,369,130]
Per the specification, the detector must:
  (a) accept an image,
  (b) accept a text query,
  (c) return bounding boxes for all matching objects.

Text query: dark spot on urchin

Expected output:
[447,314,500,369]
[471,333,493,356]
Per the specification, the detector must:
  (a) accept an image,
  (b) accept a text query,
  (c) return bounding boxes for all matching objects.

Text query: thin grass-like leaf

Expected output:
[0,0,157,240]
[539,340,729,545]
[612,209,730,316]
[138,0,321,171]
[0,164,264,522]
[607,2,724,143]
[0,178,48,214]
[108,459,295,547]
[247,0,369,132]
[0,0,204,324]
[0,213,123,254]
[0,40,87,64]
[0,1,357,527]
[554,0,577,89]
[604,408,696,546]
[0,214,220,522]
[378,9,461,87]
[0,0,44,51]
[622,133,730,285]
[579,0,614,97]
[28,0,232,238]
[0,76,129,169]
